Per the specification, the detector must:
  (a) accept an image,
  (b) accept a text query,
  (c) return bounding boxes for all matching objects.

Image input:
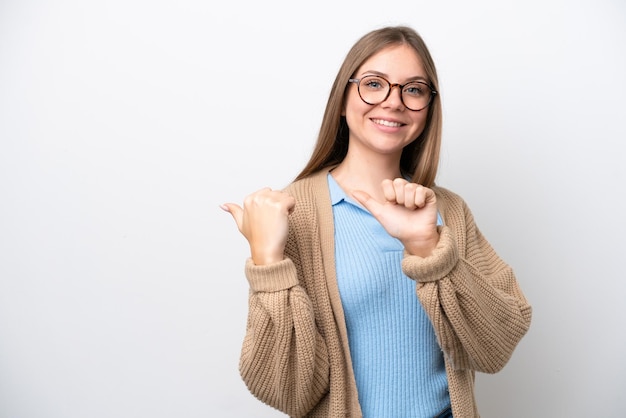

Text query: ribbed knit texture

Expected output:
[238,168,532,418]
[330,175,450,418]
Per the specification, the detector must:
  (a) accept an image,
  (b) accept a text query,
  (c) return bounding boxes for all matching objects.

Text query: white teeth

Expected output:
[372,119,402,127]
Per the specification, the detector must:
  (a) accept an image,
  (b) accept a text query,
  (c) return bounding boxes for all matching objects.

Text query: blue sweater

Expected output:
[329,174,450,418]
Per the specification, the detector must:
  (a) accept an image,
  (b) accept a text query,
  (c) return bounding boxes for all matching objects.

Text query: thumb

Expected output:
[220,203,244,230]
[352,190,383,216]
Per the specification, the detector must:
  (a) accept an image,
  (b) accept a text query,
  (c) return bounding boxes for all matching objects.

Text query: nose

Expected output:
[382,83,405,110]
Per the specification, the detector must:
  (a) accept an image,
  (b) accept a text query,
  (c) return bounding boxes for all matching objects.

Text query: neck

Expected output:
[331,153,403,201]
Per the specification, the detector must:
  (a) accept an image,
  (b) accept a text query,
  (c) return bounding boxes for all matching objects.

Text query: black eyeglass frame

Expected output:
[348,75,438,111]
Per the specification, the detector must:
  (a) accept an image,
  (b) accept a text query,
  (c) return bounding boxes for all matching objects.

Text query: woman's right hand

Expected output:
[221,188,296,265]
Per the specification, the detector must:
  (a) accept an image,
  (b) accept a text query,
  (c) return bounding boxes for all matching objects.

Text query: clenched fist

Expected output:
[352,178,439,257]
[221,188,296,265]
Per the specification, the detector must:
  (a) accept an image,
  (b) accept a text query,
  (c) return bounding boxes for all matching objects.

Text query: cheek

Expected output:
[343,98,369,129]
[413,113,429,130]
[343,90,369,116]
[407,114,429,139]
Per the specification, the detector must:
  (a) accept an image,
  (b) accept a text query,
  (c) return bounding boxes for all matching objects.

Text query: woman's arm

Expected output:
[239,258,330,417]
[403,196,532,373]
[222,187,332,416]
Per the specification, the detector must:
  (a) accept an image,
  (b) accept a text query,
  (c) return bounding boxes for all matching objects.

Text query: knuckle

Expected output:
[382,179,393,185]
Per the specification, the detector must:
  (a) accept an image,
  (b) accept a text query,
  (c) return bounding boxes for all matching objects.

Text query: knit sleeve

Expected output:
[402,193,532,373]
[239,258,330,417]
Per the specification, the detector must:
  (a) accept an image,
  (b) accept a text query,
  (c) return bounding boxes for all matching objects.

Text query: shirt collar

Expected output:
[328,172,366,210]
[328,172,348,206]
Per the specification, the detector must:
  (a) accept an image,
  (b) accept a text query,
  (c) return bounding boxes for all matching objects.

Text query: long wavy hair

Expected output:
[294,26,442,187]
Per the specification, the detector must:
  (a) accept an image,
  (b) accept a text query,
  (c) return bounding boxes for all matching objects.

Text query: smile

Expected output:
[371,118,404,127]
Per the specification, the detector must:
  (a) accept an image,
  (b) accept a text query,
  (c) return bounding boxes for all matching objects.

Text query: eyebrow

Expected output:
[359,70,429,83]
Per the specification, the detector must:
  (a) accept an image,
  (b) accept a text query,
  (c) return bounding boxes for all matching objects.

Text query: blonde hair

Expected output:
[294,26,442,187]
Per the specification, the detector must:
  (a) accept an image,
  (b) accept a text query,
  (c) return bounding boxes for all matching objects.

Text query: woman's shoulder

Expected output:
[284,169,330,195]
[431,184,471,222]
[432,184,465,204]
[281,169,332,215]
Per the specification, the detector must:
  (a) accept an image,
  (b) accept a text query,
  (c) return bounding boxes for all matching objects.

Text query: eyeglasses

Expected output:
[348,75,437,111]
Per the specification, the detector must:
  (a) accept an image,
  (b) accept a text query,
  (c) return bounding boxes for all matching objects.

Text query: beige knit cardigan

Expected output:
[239,168,532,417]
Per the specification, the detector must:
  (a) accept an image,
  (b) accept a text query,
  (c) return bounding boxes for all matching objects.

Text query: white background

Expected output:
[1,0,625,417]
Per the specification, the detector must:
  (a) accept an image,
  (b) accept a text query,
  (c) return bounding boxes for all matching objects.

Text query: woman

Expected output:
[221,26,532,418]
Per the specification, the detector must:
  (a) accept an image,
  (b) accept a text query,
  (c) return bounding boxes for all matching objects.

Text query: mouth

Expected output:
[371,118,405,128]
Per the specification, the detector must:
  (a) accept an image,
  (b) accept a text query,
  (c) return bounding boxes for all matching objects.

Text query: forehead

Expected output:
[356,44,426,80]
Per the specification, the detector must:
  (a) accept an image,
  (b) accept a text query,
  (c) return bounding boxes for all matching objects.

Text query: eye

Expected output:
[404,83,427,97]
[362,76,386,90]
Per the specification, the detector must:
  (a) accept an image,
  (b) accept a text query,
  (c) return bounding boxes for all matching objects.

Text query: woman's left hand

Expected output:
[352,178,440,257]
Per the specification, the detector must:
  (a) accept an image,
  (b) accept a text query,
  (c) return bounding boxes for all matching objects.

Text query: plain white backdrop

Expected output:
[1,0,625,417]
